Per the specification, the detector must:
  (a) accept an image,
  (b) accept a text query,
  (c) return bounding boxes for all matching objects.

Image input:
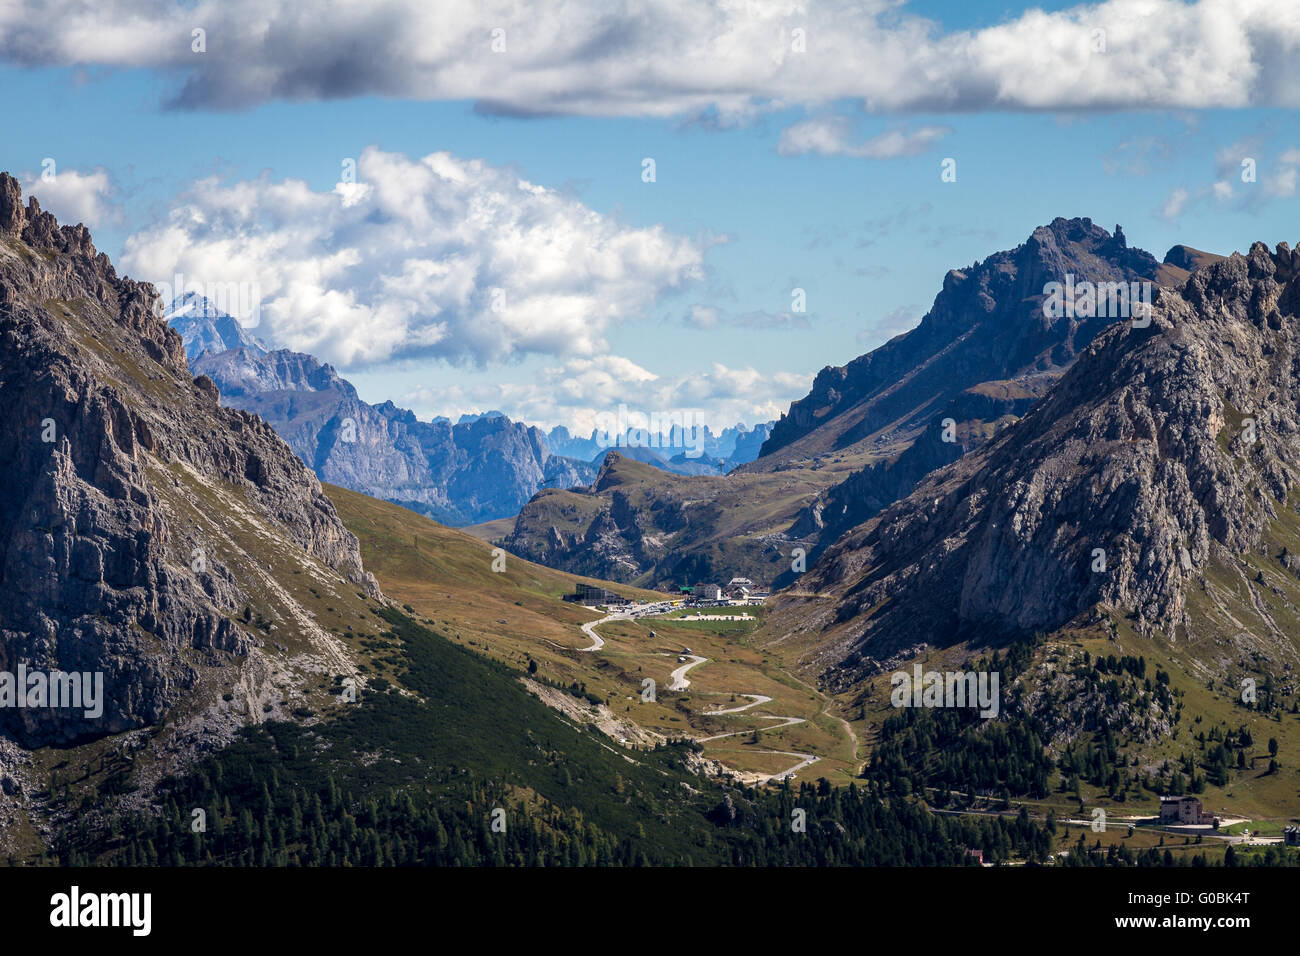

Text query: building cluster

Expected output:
[686,577,768,605]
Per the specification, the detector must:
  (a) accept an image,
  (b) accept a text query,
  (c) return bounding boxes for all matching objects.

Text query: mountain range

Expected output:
[168,303,774,524]
[774,237,1300,684]
[503,218,1217,588]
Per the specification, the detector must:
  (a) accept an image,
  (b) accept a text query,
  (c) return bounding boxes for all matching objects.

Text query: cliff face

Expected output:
[185,341,596,526]
[779,241,1300,688]
[0,173,377,747]
[784,377,1051,551]
[756,218,1161,467]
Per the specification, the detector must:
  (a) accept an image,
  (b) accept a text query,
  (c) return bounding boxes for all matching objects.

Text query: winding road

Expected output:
[667,654,708,690]
[575,605,821,783]
[578,611,617,652]
[704,694,772,714]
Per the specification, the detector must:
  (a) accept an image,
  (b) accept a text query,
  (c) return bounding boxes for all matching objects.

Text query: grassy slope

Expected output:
[462,515,515,542]
[56,604,746,866]
[753,493,1300,826]
[328,485,859,783]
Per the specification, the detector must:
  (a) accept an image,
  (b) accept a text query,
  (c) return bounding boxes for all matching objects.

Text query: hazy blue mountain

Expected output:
[167,291,265,363]
[171,302,595,524]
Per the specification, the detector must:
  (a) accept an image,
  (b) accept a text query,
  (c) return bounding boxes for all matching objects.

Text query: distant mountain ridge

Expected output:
[170,299,775,521]
[167,290,265,362]
[167,324,598,525]
[546,421,774,470]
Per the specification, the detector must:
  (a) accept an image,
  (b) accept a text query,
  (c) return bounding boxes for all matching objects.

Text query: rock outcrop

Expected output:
[0,173,378,746]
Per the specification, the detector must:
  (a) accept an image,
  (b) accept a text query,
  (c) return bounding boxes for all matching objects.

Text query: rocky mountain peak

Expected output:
[783,237,1300,688]
[167,293,265,362]
[0,174,100,261]
[756,218,1161,466]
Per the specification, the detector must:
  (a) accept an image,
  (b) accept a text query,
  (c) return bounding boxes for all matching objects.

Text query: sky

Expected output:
[1,0,1299,435]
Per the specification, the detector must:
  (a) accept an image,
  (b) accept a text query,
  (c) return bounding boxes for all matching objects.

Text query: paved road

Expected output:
[704,694,772,715]
[667,654,708,690]
[578,612,618,651]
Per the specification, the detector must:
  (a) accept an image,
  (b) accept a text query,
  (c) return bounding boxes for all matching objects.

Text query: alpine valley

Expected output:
[3,170,1299,870]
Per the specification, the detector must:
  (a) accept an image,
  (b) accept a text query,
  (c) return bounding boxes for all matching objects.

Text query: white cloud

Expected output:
[4,1,1300,115]
[857,305,920,344]
[778,117,950,159]
[399,356,812,435]
[120,147,705,367]
[1265,147,1300,198]
[21,167,117,228]
[684,304,720,329]
[1159,187,1189,220]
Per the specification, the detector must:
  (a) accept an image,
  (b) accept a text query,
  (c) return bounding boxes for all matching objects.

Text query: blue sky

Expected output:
[2,0,1298,433]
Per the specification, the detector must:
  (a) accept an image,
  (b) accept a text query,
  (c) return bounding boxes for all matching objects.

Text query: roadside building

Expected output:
[1158,795,1217,827]
[562,582,627,606]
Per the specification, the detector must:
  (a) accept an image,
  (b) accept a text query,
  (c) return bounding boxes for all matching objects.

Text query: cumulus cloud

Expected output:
[778,116,950,158]
[120,147,704,367]
[21,166,118,228]
[400,356,812,435]
[3,1,1300,115]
